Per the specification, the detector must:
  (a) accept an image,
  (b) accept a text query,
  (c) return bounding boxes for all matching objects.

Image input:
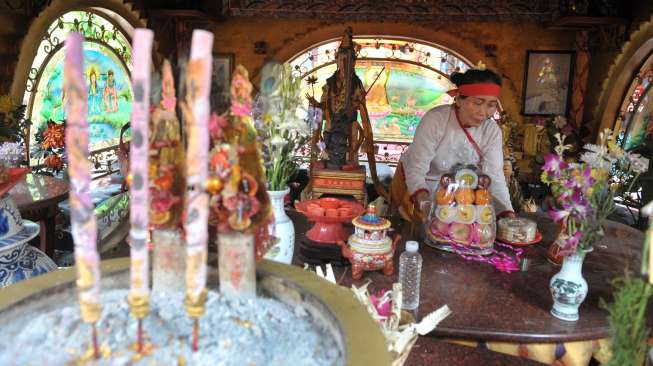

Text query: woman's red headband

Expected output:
[447,83,501,98]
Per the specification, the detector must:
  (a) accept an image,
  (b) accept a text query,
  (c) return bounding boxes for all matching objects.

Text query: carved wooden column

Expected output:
[570,31,590,128]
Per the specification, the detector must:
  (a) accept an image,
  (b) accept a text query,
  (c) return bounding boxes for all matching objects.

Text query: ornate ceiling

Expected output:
[221,0,558,22]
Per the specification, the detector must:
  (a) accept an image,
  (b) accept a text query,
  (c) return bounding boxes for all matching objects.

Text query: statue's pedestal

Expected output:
[305,166,367,205]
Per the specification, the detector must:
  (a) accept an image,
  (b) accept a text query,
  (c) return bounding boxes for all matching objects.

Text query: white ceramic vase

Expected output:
[0,194,57,287]
[264,188,295,264]
[549,250,588,321]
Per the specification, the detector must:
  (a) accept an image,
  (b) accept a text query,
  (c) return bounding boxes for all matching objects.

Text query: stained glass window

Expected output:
[23,10,133,165]
[614,51,653,150]
[288,37,471,164]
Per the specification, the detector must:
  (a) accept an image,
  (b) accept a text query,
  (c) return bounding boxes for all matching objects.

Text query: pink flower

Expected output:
[548,208,570,223]
[231,102,251,118]
[162,95,176,111]
[562,190,591,220]
[209,112,228,139]
[543,154,568,176]
[564,167,594,192]
[370,290,392,317]
[559,231,582,256]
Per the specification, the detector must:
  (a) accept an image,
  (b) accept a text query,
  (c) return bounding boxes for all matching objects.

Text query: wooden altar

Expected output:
[304,166,367,205]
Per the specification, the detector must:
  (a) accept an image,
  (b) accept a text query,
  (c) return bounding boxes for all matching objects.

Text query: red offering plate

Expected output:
[496,231,543,247]
[296,197,365,244]
[0,167,28,197]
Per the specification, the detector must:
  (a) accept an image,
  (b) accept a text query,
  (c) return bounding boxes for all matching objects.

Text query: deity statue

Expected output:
[307,27,370,170]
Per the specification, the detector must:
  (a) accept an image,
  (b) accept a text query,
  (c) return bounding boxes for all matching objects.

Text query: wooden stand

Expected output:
[305,166,367,205]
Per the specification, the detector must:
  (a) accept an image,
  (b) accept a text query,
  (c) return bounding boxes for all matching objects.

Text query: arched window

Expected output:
[614,51,653,151]
[23,10,133,165]
[288,37,471,165]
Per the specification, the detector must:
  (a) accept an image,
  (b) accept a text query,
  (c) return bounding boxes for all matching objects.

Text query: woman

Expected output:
[391,68,514,221]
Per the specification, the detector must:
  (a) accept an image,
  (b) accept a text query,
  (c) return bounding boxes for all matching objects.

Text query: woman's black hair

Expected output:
[450,69,501,87]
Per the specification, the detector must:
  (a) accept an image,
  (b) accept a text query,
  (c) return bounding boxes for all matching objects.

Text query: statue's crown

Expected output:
[338,27,356,54]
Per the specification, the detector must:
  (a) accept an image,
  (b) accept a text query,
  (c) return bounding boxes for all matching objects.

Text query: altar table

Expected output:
[289,210,645,365]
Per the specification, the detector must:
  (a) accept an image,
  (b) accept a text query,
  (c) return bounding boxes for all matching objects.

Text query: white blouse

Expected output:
[400,104,513,213]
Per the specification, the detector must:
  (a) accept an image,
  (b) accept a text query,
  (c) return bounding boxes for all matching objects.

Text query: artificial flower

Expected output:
[42,122,65,149]
[542,153,568,176]
[253,62,310,191]
[370,290,392,317]
[580,143,614,170]
[209,112,228,139]
[210,145,232,179]
[542,128,645,255]
[270,135,287,148]
[552,115,567,129]
[630,155,649,174]
[562,190,591,220]
[0,142,24,166]
[564,166,594,192]
[553,133,573,156]
[43,154,63,171]
[559,231,583,256]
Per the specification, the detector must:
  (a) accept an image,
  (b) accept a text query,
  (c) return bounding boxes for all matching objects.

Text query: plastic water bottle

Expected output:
[398,240,423,311]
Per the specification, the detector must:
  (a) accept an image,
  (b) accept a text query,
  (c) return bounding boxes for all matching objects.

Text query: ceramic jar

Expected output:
[338,204,400,280]
[0,193,57,287]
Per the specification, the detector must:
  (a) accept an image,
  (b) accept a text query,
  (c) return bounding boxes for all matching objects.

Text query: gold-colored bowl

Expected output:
[0,258,392,366]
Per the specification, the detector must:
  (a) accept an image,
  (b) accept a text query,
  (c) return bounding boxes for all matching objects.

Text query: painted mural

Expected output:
[30,42,132,150]
[304,60,454,143]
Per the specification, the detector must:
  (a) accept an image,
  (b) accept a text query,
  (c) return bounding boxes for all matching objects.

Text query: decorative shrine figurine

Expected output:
[338,204,401,280]
[149,60,185,228]
[207,65,274,259]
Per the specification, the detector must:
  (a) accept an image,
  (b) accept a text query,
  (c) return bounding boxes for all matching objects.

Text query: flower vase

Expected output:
[264,187,295,264]
[549,251,589,321]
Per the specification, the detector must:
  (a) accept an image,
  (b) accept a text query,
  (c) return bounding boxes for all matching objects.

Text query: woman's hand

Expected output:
[413,191,431,221]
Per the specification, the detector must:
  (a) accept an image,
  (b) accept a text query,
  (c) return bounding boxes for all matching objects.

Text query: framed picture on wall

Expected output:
[212,53,234,113]
[522,50,575,116]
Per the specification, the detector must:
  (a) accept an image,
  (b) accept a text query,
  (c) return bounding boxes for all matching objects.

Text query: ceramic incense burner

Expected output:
[338,205,400,280]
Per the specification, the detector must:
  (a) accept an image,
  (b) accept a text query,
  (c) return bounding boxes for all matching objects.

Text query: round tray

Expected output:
[496,231,543,247]
[295,198,364,223]
[296,198,365,244]
[425,231,494,256]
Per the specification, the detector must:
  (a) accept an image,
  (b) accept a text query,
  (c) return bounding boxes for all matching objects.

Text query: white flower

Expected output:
[598,129,613,146]
[0,142,24,166]
[552,115,567,129]
[279,118,309,140]
[580,152,608,170]
[270,135,287,147]
[581,143,616,170]
[553,133,572,156]
[631,155,649,174]
[609,146,625,160]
